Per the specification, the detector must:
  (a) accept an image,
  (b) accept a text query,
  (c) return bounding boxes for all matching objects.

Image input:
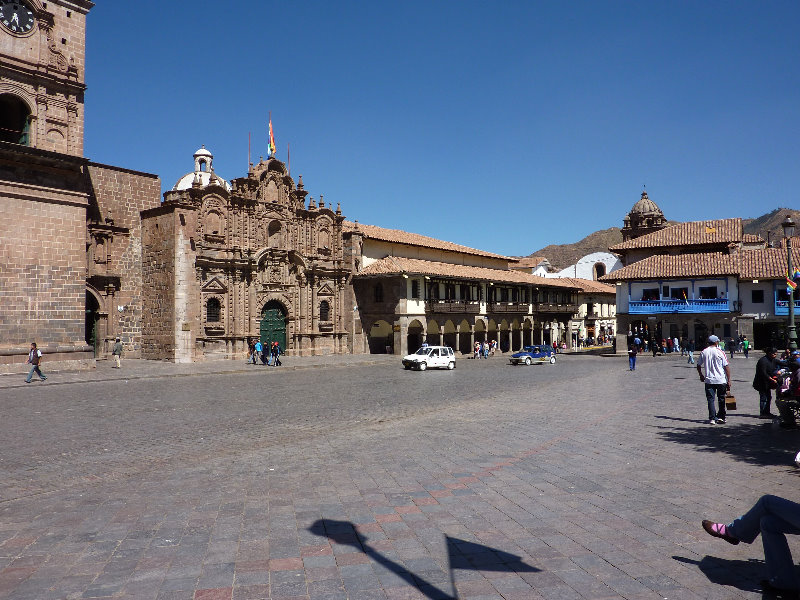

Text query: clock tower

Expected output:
[0,0,92,156]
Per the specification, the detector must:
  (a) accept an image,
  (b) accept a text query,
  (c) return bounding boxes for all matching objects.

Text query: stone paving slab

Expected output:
[0,352,798,600]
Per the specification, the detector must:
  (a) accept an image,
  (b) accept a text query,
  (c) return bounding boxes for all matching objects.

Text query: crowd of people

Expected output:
[247,339,283,366]
[473,340,497,359]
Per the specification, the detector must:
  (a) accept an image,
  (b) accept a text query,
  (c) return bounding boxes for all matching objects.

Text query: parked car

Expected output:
[402,346,456,371]
[509,345,556,365]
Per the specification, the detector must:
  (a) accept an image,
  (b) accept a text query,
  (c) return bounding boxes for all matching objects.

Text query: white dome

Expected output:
[172,171,231,192]
[171,145,231,191]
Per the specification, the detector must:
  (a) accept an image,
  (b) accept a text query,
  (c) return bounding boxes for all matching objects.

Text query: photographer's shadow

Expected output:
[673,555,800,598]
[309,519,538,600]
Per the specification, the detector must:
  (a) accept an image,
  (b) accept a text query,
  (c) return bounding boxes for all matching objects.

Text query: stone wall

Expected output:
[141,207,177,360]
[87,163,160,357]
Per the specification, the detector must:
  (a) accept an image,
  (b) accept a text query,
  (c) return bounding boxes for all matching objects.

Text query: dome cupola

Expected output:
[172,145,231,192]
[621,190,667,241]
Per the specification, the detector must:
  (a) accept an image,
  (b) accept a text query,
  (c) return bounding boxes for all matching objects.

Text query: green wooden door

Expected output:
[260,302,287,349]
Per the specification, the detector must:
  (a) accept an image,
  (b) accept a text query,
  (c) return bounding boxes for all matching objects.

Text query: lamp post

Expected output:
[783,215,797,352]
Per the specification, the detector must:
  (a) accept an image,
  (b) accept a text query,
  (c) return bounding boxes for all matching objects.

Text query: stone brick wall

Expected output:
[86,163,160,357]
[141,208,177,360]
[0,193,87,357]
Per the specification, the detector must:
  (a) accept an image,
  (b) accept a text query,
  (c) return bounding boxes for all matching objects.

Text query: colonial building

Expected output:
[344,223,580,356]
[620,190,667,241]
[140,150,350,361]
[0,0,160,373]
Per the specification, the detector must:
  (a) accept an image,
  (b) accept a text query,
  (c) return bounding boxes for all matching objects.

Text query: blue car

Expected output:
[509,345,556,365]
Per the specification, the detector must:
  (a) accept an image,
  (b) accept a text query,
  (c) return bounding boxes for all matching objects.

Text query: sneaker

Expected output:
[709,419,716,425]
[702,520,739,545]
[715,418,726,424]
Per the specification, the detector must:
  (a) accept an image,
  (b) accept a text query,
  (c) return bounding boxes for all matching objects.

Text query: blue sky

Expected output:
[84,1,800,257]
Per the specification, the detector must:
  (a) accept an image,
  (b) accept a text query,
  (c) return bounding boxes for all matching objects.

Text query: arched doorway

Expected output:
[511,319,521,351]
[407,319,424,354]
[85,291,100,357]
[499,319,510,352]
[523,319,533,347]
[368,319,393,354]
[474,319,486,343]
[0,94,31,145]
[443,320,457,349]
[260,301,287,349]
[458,319,471,355]
[427,320,441,346]
[487,319,497,343]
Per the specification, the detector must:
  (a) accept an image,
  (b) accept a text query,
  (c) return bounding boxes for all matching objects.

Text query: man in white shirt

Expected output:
[697,335,731,424]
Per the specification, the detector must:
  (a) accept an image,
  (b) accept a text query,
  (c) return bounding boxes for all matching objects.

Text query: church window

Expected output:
[593,263,606,280]
[0,95,31,146]
[268,220,282,247]
[319,300,330,321]
[318,229,331,249]
[206,211,223,235]
[207,298,221,322]
[374,283,384,303]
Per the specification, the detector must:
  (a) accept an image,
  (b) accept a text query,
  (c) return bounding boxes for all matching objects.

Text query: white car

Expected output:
[402,346,456,371]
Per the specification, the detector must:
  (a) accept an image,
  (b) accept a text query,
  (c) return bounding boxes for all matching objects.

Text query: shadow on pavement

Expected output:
[673,555,800,599]
[309,519,539,600]
[654,422,800,469]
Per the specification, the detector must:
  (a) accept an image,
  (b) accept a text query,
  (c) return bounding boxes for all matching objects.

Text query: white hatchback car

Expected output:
[402,345,456,371]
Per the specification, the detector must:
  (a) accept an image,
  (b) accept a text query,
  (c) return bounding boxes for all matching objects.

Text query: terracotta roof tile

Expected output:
[740,247,800,280]
[342,221,512,260]
[609,218,742,251]
[356,256,578,288]
[557,277,616,294]
[599,252,739,281]
[742,233,764,244]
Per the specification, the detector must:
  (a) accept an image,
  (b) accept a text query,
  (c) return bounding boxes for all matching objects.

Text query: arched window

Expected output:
[268,220,282,247]
[374,283,383,303]
[0,94,31,145]
[319,300,330,321]
[207,298,221,322]
[593,262,606,280]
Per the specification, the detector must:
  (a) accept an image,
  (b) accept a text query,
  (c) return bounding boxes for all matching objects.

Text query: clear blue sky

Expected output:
[84,1,800,257]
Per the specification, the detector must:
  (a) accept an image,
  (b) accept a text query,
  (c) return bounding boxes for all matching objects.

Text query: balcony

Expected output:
[488,302,530,314]
[536,302,579,314]
[628,299,730,314]
[774,300,800,316]
[425,300,481,314]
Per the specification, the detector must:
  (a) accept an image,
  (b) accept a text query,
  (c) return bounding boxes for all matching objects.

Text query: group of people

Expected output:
[752,346,800,427]
[473,340,497,359]
[247,339,283,366]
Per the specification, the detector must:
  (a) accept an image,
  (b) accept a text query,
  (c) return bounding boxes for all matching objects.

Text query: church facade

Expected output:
[140,150,351,361]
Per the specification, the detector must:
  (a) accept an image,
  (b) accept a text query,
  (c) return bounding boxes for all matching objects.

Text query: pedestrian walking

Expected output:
[474,341,480,359]
[247,339,256,364]
[687,338,696,364]
[753,347,780,418]
[271,341,282,366]
[255,340,263,365]
[111,337,123,368]
[728,337,735,359]
[628,342,637,371]
[743,335,750,359]
[25,342,47,383]
[696,335,731,424]
[702,494,800,596]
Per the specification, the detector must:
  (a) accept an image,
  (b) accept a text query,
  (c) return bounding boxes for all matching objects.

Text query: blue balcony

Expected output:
[629,299,730,314]
[775,300,800,316]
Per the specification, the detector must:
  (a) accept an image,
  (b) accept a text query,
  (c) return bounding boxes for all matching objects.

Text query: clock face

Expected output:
[0,1,35,35]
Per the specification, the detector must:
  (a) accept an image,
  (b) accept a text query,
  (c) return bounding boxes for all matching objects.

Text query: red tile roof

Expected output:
[740,247,800,280]
[609,218,742,251]
[599,252,740,281]
[356,256,578,288]
[557,277,616,294]
[343,221,512,261]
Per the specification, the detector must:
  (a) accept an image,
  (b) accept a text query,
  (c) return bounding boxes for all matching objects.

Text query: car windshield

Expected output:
[414,348,432,355]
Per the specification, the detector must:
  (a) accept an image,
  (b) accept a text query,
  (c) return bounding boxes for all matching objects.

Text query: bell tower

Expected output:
[0,0,93,156]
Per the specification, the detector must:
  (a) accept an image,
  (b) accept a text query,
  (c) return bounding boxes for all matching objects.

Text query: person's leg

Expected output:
[761,513,800,590]
[25,365,35,382]
[715,384,726,421]
[629,356,634,370]
[705,384,717,421]
[760,390,772,415]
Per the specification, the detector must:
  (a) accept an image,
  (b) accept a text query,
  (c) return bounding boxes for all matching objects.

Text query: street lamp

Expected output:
[783,215,797,351]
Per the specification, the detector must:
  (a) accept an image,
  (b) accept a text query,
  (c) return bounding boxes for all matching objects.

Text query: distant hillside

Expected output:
[528,208,800,271]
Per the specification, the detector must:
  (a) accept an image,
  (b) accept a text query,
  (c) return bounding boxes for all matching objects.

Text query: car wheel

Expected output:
[524,357,531,366]
[447,361,455,370]
[418,362,427,371]
[549,356,556,364]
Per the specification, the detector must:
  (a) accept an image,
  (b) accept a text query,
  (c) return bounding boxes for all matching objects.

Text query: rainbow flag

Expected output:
[788,271,797,292]
[268,114,276,156]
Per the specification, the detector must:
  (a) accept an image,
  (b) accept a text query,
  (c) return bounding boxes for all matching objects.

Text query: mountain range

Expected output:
[527,208,800,271]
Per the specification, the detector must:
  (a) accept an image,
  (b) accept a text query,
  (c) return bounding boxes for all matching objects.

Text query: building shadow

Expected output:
[673,555,800,599]
[654,422,800,469]
[308,519,539,600]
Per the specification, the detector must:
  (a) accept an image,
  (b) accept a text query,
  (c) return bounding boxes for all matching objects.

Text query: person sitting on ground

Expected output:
[702,494,800,597]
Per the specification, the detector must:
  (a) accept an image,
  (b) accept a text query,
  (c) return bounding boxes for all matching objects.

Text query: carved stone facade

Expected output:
[141,150,351,360]
[621,190,667,241]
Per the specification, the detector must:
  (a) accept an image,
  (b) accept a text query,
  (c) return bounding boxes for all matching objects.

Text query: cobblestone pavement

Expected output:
[0,352,798,600]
